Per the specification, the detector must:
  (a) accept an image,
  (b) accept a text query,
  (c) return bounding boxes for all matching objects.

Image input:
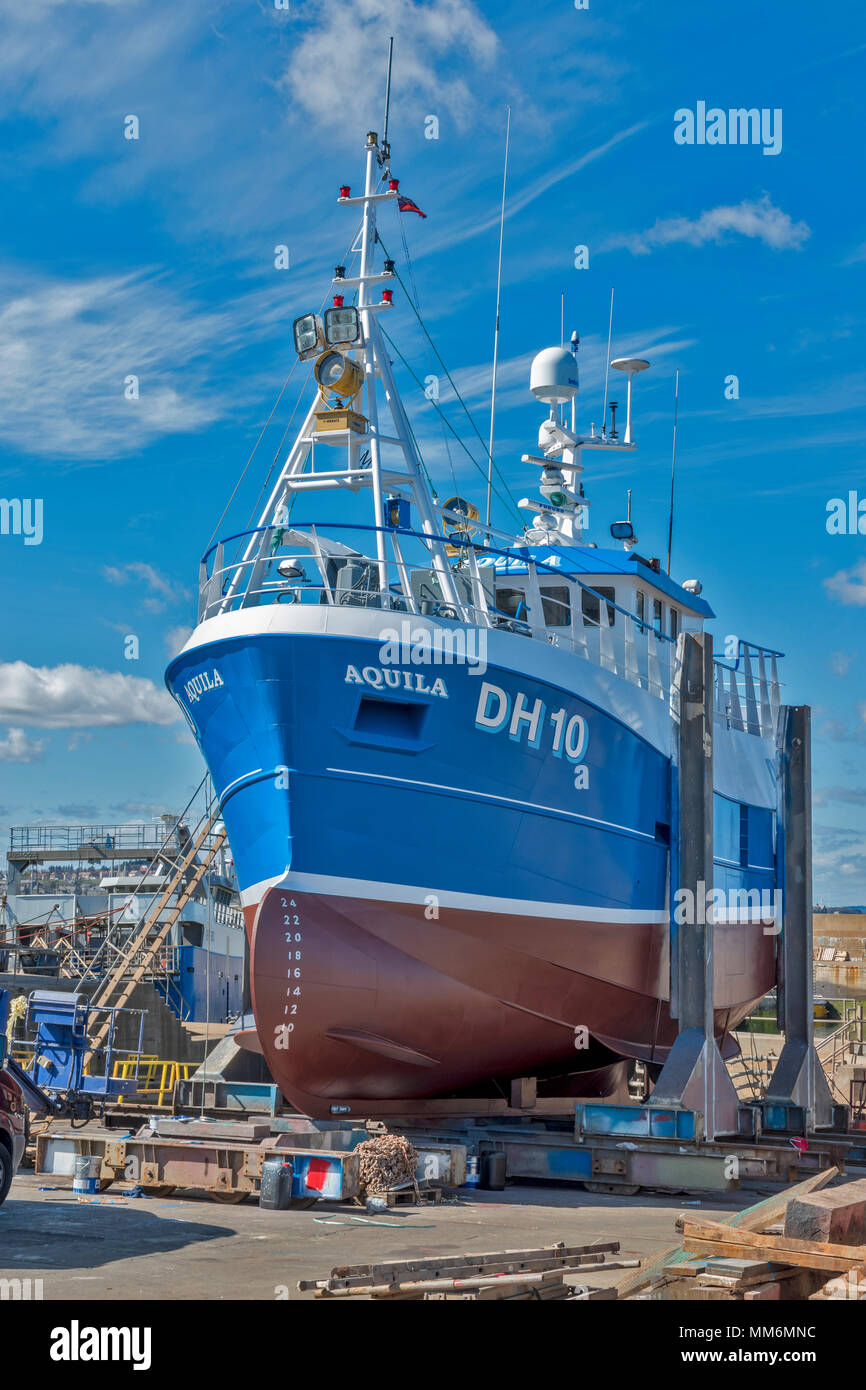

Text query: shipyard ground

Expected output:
[2,1170,762,1301]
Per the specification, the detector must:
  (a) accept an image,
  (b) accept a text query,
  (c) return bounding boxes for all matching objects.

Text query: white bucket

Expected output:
[72,1155,102,1196]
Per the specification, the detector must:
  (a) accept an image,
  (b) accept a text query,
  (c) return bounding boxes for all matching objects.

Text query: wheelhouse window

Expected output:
[496,587,528,621]
[653,597,663,637]
[636,589,646,629]
[669,607,679,640]
[540,585,571,628]
[581,586,616,628]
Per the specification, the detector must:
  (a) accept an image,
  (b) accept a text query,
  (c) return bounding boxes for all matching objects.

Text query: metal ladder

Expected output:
[84,808,226,1062]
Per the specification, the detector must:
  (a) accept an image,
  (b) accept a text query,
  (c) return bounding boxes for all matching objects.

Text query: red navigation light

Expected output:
[388,178,399,192]
[382,289,394,305]
[333,295,344,308]
[339,185,350,199]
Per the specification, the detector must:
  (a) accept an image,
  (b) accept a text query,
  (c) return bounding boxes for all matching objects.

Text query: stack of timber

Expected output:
[619,1167,866,1301]
[299,1240,638,1301]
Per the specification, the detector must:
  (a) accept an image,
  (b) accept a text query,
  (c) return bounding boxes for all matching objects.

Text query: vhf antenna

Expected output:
[601,287,614,437]
[485,104,512,529]
[666,369,680,575]
[382,36,394,155]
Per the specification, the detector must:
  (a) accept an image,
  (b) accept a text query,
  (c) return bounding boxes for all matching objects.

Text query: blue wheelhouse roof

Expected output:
[478,545,716,619]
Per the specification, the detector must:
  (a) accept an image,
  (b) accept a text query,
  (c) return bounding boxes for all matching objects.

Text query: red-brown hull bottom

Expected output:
[248,886,776,1119]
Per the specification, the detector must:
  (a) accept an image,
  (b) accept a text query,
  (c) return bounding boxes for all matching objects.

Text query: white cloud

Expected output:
[280,0,498,134]
[0,727,46,762]
[0,661,179,728]
[605,195,811,256]
[824,558,866,607]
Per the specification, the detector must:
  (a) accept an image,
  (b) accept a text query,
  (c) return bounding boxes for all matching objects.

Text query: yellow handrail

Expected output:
[110,1058,194,1106]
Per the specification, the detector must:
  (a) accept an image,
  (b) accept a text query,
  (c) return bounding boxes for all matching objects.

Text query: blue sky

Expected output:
[0,0,864,901]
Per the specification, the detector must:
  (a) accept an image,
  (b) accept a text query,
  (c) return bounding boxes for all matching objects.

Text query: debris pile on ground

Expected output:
[356,1135,419,1195]
[618,1167,866,1301]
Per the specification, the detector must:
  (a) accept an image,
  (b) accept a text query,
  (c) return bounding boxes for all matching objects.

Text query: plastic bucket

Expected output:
[72,1155,101,1196]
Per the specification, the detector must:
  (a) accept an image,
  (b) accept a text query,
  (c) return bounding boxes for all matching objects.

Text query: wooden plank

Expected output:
[618,1166,839,1300]
[685,1237,851,1275]
[683,1216,866,1263]
[682,1220,866,1274]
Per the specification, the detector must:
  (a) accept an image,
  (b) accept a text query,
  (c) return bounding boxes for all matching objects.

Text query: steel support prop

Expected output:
[764,705,835,1129]
[649,632,740,1139]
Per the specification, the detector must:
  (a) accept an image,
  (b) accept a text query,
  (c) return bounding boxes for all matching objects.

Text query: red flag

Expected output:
[398,195,427,219]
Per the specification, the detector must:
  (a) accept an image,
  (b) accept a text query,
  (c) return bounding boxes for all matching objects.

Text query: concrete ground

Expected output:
[1,1169,764,1301]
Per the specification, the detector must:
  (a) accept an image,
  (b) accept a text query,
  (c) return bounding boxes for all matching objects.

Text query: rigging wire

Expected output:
[381,324,521,524]
[377,233,522,519]
[393,203,459,500]
[205,361,300,553]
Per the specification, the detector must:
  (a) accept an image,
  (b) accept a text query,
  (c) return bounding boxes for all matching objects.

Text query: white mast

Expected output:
[357,130,389,591]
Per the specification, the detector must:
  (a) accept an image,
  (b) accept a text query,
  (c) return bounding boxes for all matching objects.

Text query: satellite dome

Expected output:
[530,347,579,404]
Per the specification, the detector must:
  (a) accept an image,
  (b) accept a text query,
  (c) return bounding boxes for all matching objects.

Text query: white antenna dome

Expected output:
[530,347,579,404]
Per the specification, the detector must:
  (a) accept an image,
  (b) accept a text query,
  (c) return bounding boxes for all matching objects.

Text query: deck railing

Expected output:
[712,640,783,739]
[194,522,781,735]
[9,823,176,853]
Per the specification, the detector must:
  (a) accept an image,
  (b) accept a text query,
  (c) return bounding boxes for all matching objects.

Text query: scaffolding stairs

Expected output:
[85,809,226,1061]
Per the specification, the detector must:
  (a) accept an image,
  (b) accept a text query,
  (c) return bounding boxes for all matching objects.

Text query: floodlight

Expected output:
[293,313,325,361]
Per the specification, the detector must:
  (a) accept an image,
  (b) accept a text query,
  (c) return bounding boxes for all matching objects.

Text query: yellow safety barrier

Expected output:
[111,1058,195,1107]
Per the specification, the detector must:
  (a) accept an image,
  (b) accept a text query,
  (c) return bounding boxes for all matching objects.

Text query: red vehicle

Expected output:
[0,993,27,1205]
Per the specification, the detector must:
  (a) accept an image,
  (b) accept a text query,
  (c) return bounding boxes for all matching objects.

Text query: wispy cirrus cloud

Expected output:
[0,269,234,460]
[417,121,650,262]
[0,661,179,729]
[604,194,811,256]
[813,786,866,808]
[102,562,190,615]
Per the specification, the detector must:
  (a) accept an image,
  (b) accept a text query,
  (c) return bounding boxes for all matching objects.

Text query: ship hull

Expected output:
[250,883,774,1116]
[166,608,778,1116]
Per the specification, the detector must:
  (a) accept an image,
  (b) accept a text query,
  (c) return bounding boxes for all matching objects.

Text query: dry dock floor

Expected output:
[2,1171,766,1300]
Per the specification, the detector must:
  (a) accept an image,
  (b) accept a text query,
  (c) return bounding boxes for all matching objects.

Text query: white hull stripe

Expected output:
[240,870,666,924]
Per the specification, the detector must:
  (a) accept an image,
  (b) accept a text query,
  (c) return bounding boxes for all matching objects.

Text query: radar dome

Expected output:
[530,347,579,404]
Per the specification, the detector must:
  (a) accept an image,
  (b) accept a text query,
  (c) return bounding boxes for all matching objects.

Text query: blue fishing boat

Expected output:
[166,131,781,1116]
